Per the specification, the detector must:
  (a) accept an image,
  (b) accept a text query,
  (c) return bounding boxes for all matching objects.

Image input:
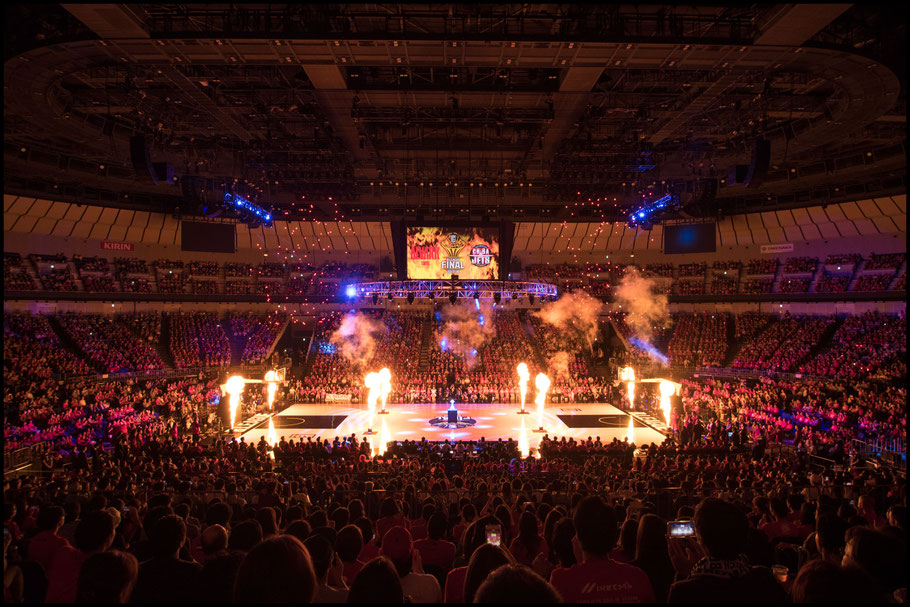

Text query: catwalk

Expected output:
[236,402,668,452]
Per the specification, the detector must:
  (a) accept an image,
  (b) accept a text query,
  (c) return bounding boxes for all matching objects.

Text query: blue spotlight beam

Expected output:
[628,337,669,365]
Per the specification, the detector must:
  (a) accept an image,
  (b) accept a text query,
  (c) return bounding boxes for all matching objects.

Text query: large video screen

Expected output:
[407,227,499,279]
[663,222,716,255]
[181,221,236,253]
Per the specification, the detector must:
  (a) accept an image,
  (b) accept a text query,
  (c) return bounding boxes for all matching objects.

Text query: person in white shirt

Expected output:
[380,526,441,603]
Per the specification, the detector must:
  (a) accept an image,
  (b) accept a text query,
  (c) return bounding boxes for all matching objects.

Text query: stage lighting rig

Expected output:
[627,193,679,230]
[223,193,273,226]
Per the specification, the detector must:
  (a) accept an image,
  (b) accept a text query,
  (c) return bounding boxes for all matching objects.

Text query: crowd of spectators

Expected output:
[55,315,165,374]
[854,274,893,292]
[824,253,861,266]
[732,314,835,373]
[39,268,80,292]
[779,278,811,294]
[188,262,220,277]
[677,263,706,278]
[4,266,37,290]
[4,314,94,383]
[72,256,110,274]
[782,257,818,274]
[676,279,705,295]
[225,263,253,277]
[711,261,742,272]
[156,273,186,294]
[224,280,253,295]
[2,397,905,604]
[710,275,739,295]
[156,260,184,270]
[740,278,774,294]
[863,253,904,271]
[257,263,286,278]
[746,259,778,275]
[666,313,728,368]
[798,313,906,380]
[815,273,850,294]
[114,258,149,275]
[168,312,230,369]
[121,278,152,293]
[191,280,220,295]
[645,263,674,278]
[81,276,118,293]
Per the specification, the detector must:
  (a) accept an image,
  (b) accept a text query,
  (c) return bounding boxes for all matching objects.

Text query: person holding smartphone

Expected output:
[667,498,786,603]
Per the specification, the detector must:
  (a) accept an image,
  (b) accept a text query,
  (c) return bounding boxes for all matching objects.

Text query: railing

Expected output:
[3,441,47,472]
[852,438,906,470]
[58,364,269,385]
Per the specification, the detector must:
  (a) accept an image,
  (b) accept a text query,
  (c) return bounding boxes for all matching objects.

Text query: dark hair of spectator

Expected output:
[234,535,317,603]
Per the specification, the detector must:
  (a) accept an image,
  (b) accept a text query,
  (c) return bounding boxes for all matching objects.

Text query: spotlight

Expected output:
[449,293,457,305]
[407,293,414,304]
[345,285,357,299]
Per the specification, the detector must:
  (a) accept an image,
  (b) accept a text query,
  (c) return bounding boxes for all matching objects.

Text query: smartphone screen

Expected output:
[485,524,502,546]
[668,521,695,538]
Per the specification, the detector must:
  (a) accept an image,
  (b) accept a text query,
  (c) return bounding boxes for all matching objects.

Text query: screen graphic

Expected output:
[407,227,499,279]
[663,222,717,255]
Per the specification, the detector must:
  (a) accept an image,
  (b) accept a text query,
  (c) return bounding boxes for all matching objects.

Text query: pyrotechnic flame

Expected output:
[626,415,635,444]
[379,367,392,411]
[380,416,391,455]
[364,372,380,418]
[659,380,676,426]
[517,362,530,411]
[222,375,246,430]
[518,415,529,458]
[621,366,636,410]
[264,370,278,410]
[267,416,279,448]
[535,373,550,428]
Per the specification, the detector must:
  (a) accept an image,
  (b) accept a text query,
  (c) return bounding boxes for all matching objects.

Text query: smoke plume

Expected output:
[614,265,672,345]
[534,290,604,352]
[438,300,497,367]
[547,351,572,379]
[330,312,383,368]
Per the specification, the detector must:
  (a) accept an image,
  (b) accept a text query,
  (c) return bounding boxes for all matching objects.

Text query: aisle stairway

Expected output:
[798,317,844,369]
[46,316,99,372]
[417,316,435,372]
[220,318,244,366]
[157,313,175,369]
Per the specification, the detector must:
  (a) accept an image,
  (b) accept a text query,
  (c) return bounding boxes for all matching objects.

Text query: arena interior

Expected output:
[3,3,907,604]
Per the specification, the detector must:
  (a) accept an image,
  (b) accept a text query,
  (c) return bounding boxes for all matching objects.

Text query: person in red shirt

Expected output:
[414,513,456,574]
[376,498,408,544]
[759,498,801,541]
[45,510,117,603]
[336,524,365,586]
[549,496,655,603]
[26,505,69,575]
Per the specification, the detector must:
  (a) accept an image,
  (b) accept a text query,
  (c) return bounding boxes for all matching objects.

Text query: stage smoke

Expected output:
[331,312,383,368]
[547,351,572,379]
[438,300,497,367]
[534,290,603,352]
[615,266,671,358]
